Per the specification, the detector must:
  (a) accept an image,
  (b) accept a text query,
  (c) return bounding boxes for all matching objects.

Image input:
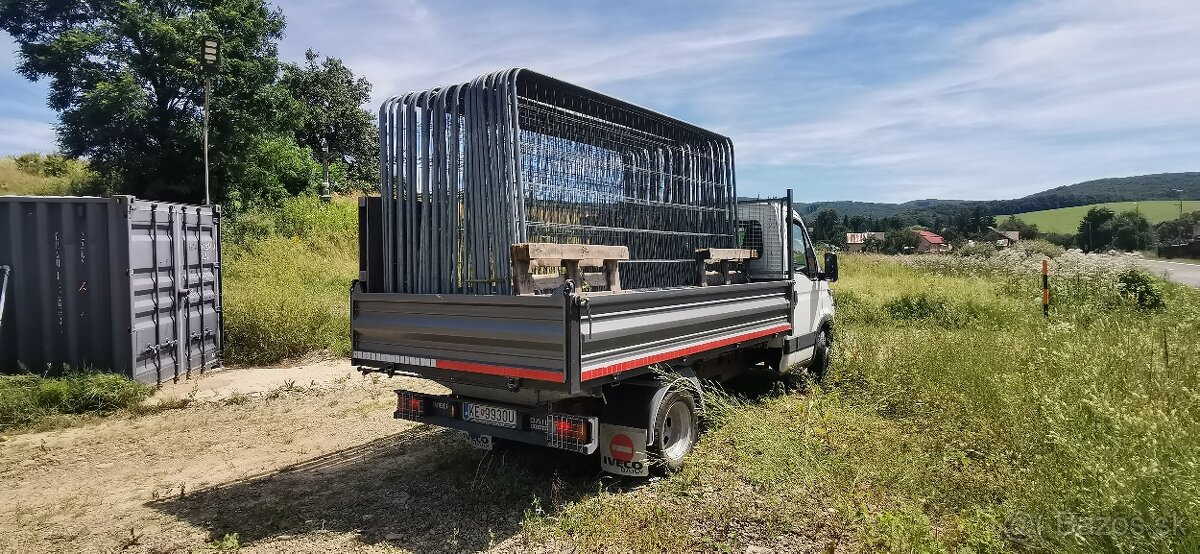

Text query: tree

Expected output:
[862,234,885,253]
[882,229,921,255]
[997,215,1041,240]
[1110,210,1154,252]
[1077,207,1115,252]
[280,50,378,192]
[0,0,313,205]
[812,209,840,242]
[1155,210,1200,245]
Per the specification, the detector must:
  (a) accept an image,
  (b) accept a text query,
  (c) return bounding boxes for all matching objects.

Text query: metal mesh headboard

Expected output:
[379,69,737,294]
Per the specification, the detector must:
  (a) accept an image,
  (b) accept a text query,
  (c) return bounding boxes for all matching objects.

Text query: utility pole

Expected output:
[200,36,221,206]
[1173,189,1185,244]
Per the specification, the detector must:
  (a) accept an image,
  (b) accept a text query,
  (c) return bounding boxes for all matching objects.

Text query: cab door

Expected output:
[782,214,822,368]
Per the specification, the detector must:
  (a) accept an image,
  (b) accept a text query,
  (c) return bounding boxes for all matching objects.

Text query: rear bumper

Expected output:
[394,389,598,455]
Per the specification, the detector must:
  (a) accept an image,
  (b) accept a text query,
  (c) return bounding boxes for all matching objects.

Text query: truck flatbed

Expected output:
[352,280,793,395]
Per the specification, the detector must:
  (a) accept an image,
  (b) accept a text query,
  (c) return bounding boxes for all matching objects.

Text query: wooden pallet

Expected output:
[695,248,757,286]
[511,243,630,295]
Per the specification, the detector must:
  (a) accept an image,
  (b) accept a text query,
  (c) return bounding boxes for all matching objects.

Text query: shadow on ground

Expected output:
[151,426,606,552]
[151,369,799,552]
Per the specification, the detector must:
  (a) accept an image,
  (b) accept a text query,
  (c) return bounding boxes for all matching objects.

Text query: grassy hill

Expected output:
[0,157,69,196]
[1006,200,1200,233]
[0,155,89,196]
[797,172,1200,220]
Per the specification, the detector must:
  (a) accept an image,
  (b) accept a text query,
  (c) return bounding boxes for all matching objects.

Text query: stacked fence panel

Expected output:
[379,69,737,294]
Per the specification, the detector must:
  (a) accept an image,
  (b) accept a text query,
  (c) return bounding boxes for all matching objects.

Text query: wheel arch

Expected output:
[601,366,704,446]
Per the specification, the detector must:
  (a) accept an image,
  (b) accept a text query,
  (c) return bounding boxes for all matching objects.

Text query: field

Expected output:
[1005,200,1200,233]
[1,244,1196,553]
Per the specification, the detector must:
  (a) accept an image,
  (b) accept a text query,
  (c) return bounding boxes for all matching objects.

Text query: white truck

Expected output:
[352,192,837,476]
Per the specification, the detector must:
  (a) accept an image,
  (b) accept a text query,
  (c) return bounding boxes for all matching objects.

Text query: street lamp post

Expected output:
[319,136,332,203]
[200,36,221,206]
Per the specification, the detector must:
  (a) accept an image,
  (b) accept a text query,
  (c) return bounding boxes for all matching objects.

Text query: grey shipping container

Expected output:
[0,196,223,384]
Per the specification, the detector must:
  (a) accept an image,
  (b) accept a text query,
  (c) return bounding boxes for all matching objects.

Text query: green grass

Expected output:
[0,372,152,429]
[519,252,1200,552]
[1004,200,1200,233]
[221,196,359,365]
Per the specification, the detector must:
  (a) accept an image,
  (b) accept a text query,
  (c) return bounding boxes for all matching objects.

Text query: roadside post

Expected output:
[1042,259,1050,318]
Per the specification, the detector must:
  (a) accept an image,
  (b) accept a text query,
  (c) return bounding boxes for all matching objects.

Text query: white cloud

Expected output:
[735,0,1200,200]
[0,117,55,154]
[279,0,896,101]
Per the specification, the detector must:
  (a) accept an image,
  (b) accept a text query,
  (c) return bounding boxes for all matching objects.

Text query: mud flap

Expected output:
[599,424,649,477]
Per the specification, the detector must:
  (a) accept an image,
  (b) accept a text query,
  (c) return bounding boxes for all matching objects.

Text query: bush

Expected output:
[0,372,151,428]
[1042,232,1076,249]
[885,293,945,320]
[1014,238,1065,259]
[1117,268,1166,309]
[955,241,996,258]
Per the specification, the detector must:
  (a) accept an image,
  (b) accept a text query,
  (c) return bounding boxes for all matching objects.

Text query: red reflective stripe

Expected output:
[582,324,792,380]
[435,359,565,382]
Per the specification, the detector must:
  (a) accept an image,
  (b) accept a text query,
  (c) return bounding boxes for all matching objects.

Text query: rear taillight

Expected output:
[546,414,597,453]
[395,390,426,419]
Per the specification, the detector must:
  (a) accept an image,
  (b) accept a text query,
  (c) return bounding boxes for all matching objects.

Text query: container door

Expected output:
[127,201,182,383]
[176,206,221,376]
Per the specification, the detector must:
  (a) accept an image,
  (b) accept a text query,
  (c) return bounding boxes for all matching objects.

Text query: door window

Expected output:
[793,220,819,278]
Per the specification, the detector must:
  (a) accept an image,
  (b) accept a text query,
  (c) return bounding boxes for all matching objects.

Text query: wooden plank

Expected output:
[526,258,608,269]
[512,243,630,262]
[603,259,621,292]
[512,259,536,295]
[563,260,583,290]
[531,272,609,291]
[695,248,756,262]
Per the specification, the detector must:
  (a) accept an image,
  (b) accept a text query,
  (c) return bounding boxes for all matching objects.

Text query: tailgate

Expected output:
[351,287,573,389]
[579,281,792,381]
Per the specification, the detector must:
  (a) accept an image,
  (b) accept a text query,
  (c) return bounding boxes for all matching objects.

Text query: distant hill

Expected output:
[1005,200,1200,234]
[795,172,1200,219]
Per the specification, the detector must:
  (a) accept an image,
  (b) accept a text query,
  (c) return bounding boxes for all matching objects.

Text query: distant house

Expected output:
[845,232,886,252]
[916,230,951,253]
[986,227,1020,248]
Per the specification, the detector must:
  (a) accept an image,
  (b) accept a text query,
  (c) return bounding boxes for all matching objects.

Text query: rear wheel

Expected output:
[652,390,697,471]
[809,328,832,381]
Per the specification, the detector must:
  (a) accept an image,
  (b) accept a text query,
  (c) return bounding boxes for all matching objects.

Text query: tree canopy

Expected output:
[0,0,378,208]
[281,50,378,192]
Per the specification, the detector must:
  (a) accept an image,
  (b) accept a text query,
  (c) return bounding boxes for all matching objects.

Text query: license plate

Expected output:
[462,402,518,429]
[460,432,493,450]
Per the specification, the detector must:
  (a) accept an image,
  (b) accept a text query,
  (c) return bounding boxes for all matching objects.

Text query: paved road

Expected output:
[1139,259,1200,287]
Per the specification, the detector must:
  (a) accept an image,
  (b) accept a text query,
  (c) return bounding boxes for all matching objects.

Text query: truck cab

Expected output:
[738,197,837,377]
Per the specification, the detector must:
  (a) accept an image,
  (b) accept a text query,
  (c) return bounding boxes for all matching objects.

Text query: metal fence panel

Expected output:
[379,69,738,295]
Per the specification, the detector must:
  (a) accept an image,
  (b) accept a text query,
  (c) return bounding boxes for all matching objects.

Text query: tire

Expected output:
[651,390,698,472]
[809,328,832,382]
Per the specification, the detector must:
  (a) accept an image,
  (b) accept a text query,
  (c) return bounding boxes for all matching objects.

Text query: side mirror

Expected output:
[823,253,839,282]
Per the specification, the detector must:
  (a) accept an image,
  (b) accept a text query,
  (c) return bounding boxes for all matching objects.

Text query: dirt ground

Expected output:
[0,361,596,553]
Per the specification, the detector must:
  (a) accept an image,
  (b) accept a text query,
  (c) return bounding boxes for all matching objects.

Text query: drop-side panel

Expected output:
[351,289,570,386]
[579,281,792,381]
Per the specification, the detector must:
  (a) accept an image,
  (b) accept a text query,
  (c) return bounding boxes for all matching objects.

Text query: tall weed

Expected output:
[222,196,358,365]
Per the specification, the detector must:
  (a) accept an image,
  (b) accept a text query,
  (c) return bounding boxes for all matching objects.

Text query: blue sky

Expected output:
[2,0,1198,202]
